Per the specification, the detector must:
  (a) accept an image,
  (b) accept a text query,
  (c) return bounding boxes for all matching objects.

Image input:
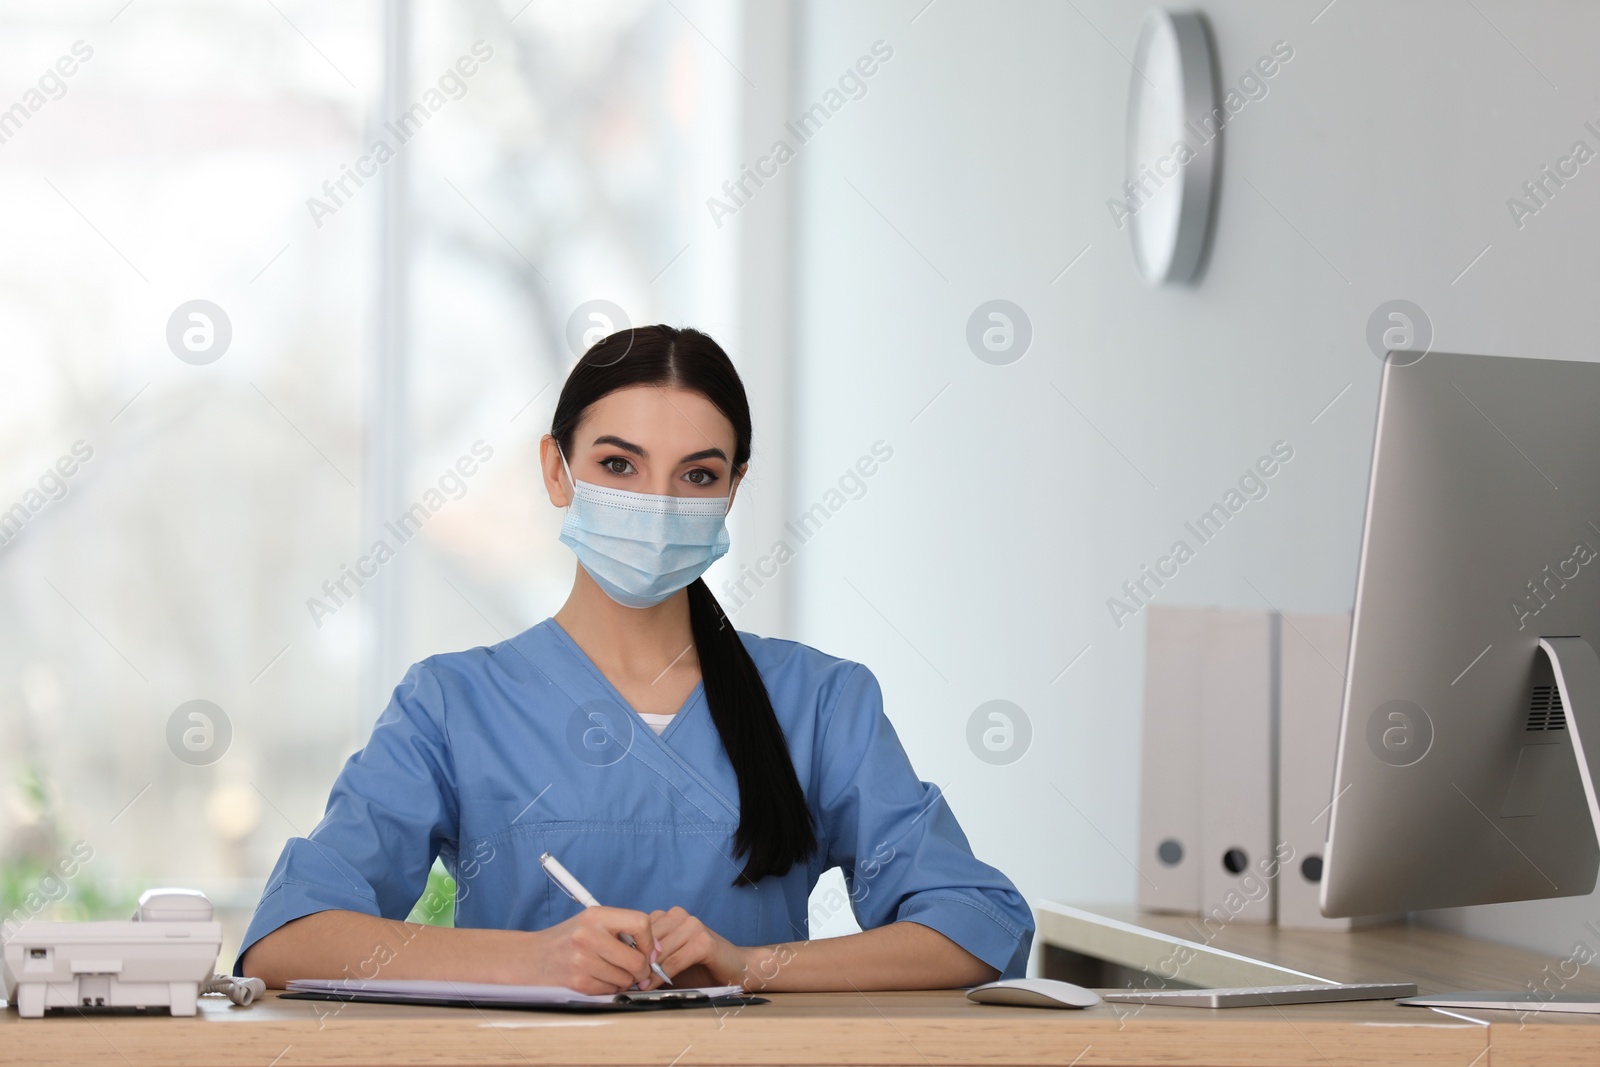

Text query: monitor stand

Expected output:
[1541,637,1600,846]
[1418,637,1600,1014]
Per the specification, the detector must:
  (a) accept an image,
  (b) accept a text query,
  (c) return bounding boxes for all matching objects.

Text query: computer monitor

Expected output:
[1321,350,1600,919]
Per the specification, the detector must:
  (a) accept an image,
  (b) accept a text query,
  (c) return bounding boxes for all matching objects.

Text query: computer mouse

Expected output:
[966,978,1102,1009]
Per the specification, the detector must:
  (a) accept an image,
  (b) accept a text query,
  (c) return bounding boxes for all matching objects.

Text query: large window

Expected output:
[1,0,739,962]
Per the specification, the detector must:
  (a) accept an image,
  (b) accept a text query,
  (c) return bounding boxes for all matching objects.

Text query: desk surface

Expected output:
[3,905,1598,1067]
[0,984,1595,1067]
[0,987,1504,1067]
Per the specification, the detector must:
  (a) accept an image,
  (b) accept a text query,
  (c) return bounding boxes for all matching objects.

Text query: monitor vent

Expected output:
[1527,685,1567,732]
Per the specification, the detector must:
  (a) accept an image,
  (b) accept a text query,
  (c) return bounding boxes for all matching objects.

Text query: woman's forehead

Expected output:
[574,385,736,454]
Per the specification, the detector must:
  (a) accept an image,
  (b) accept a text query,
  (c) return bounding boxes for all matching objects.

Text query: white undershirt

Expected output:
[637,711,675,735]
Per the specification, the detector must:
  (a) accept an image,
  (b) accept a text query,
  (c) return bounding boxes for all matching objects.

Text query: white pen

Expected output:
[539,851,672,986]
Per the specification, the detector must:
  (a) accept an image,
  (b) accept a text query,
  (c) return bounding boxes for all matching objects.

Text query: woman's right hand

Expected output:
[520,907,658,994]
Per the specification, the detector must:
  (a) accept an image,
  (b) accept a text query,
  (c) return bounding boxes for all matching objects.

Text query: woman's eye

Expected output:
[685,468,718,486]
[602,457,634,475]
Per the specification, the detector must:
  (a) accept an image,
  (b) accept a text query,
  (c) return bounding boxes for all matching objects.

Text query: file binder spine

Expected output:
[1137,605,1209,913]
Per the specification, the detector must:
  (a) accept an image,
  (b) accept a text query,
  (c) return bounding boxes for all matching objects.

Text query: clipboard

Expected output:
[280,978,767,1013]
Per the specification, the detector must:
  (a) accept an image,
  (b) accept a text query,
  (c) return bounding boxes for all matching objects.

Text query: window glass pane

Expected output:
[0,1,377,960]
[396,0,739,681]
[1,0,738,961]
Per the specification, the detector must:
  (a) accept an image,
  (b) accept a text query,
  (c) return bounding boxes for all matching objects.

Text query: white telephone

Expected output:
[2,888,264,1018]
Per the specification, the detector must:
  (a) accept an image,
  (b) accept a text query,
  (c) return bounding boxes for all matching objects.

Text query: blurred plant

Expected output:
[1,763,135,925]
[406,859,456,927]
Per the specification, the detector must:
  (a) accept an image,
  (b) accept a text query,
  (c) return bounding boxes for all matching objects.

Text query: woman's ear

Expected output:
[539,435,573,508]
[727,463,747,507]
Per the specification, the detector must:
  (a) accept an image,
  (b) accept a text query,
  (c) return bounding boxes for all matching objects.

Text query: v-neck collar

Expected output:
[541,618,704,743]
[525,617,742,825]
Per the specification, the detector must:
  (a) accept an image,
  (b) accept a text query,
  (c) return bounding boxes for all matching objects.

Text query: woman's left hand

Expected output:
[648,907,752,988]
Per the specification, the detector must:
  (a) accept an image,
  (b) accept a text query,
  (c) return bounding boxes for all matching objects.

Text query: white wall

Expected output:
[768,0,1600,961]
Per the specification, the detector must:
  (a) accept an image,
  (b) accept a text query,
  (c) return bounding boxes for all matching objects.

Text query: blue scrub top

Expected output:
[236,619,1034,979]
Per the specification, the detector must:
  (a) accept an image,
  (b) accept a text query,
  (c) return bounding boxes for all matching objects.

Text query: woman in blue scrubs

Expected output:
[239,326,1033,993]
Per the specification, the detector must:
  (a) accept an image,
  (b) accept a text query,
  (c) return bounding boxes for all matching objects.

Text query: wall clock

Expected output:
[1126,9,1218,285]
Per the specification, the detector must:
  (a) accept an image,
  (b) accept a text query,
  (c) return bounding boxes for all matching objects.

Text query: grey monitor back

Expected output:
[1321,350,1600,918]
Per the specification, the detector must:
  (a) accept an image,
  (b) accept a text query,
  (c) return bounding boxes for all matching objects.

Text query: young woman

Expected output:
[238,326,1032,994]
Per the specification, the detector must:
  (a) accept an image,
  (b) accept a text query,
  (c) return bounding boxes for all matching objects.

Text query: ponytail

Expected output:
[687,577,818,885]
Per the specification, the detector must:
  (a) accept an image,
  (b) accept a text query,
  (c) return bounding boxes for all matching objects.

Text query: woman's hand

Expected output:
[649,907,753,988]
[522,906,658,994]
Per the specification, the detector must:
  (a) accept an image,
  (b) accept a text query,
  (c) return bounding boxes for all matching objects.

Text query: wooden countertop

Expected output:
[4,903,1597,1066]
[0,986,1495,1067]
[5,982,1597,1067]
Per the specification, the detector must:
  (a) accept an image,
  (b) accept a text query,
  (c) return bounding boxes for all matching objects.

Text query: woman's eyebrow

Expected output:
[591,434,645,457]
[591,436,727,464]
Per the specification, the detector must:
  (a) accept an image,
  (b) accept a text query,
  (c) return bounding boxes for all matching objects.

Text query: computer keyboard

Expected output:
[1101,981,1418,1008]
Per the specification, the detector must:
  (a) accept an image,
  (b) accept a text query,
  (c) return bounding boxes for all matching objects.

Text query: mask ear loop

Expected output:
[556,444,577,505]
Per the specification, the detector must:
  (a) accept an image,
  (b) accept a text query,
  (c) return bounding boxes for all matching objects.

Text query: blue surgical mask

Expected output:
[557,449,732,608]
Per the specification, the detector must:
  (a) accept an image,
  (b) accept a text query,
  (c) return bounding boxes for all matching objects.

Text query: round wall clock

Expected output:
[1126,9,1218,285]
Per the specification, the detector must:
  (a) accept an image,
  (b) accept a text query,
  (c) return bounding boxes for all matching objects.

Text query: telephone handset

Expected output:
[133,887,216,923]
[3,887,264,1018]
